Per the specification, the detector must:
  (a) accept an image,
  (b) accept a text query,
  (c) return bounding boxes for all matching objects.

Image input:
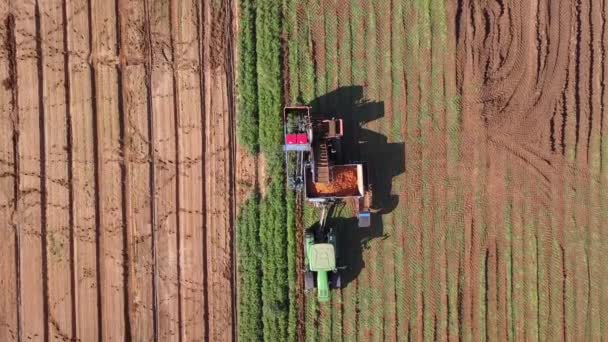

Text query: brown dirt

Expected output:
[0,0,236,340]
[257,152,268,197]
[308,166,359,197]
[456,0,606,340]
[39,1,73,340]
[0,3,19,342]
[292,0,608,340]
[13,1,46,340]
[235,148,257,209]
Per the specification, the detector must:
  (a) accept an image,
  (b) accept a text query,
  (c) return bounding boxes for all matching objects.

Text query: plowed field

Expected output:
[0,0,236,341]
[236,0,608,341]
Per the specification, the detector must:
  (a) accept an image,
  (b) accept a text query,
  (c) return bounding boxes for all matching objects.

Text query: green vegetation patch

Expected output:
[259,155,289,341]
[256,0,283,153]
[237,194,263,342]
[237,0,259,153]
[236,0,294,340]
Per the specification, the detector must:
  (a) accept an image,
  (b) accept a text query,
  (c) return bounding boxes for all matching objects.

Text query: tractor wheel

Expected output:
[304,271,315,291]
[330,272,342,289]
[304,230,313,267]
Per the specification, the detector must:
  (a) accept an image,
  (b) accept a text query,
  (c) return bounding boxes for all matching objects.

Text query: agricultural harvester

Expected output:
[283,106,372,302]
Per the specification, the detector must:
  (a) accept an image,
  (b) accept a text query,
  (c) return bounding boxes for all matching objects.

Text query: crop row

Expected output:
[236,0,297,341]
[236,0,258,153]
[236,195,262,341]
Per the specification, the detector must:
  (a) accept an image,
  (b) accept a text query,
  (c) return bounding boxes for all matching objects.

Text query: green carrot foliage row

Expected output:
[237,0,259,153]
[256,0,283,153]
[237,0,296,340]
[259,156,289,341]
[236,194,263,342]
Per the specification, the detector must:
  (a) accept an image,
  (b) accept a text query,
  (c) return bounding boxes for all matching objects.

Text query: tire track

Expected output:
[0,4,21,341]
[90,0,127,338]
[388,0,403,339]
[143,0,159,340]
[574,0,583,162]
[455,1,475,339]
[572,2,593,339]
[168,1,183,338]
[86,0,104,339]
[587,1,604,338]
[60,0,77,339]
[587,0,597,164]
[113,0,131,339]
[194,0,209,339]
[34,2,50,340]
[224,2,238,340]
[600,2,608,338]
[602,0,607,179]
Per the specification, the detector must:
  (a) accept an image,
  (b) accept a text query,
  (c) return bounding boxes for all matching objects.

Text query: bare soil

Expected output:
[289,0,608,341]
[0,0,237,341]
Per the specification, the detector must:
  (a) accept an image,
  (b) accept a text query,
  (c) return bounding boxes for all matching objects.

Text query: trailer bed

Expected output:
[305,164,365,199]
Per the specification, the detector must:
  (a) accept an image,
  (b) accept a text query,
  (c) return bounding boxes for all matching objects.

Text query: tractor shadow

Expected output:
[305,85,405,288]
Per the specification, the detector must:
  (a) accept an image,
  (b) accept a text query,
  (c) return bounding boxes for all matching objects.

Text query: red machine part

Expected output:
[285,133,308,145]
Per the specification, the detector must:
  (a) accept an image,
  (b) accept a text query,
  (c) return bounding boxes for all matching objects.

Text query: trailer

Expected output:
[305,164,371,227]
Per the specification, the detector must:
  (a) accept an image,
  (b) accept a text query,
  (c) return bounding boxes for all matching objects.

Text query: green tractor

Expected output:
[304,223,342,302]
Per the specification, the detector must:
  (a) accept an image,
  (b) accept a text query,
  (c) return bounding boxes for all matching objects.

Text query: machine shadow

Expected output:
[306,86,405,288]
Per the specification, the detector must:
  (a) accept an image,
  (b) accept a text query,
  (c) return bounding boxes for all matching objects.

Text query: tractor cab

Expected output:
[306,243,335,301]
[304,225,341,302]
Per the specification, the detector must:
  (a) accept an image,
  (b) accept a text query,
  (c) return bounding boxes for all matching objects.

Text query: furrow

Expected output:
[113,0,131,338]
[0,3,20,341]
[86,0,104,338]
[143,0,159,339]
[195,0,210,339]
[34,1,50,340]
